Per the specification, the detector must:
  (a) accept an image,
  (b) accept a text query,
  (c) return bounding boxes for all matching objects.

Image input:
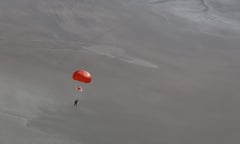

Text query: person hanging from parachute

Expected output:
[73,99,79,107]
[72,69,92,107]
[73,86,83,107]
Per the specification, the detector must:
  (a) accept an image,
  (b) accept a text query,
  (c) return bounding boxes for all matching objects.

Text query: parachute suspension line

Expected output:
[71,83,79,96]
[74,90,79,97]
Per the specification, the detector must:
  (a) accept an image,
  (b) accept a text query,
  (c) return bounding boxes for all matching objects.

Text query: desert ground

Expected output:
[0,0,240,143]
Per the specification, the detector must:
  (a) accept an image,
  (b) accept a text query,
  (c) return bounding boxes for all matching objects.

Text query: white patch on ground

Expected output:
[83,45,159,69]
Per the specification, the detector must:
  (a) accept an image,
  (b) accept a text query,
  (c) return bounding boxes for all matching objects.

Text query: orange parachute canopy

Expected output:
[72,69,92,83]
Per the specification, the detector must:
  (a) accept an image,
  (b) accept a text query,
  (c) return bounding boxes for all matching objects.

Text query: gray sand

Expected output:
[0,0,240,143]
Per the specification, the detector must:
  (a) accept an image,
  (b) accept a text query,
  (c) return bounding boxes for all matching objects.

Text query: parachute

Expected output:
[72,69,92,83]
[72,69,92,94]
[76,86,83,92]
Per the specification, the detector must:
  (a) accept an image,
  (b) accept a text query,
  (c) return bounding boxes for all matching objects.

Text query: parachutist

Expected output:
[74,99,79,107]
[71,69,92,108]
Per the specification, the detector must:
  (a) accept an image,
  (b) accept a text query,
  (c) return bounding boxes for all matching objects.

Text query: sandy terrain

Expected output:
[0,0,240,143]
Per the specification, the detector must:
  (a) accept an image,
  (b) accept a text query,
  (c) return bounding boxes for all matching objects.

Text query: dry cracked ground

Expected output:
[0,0,240,144]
